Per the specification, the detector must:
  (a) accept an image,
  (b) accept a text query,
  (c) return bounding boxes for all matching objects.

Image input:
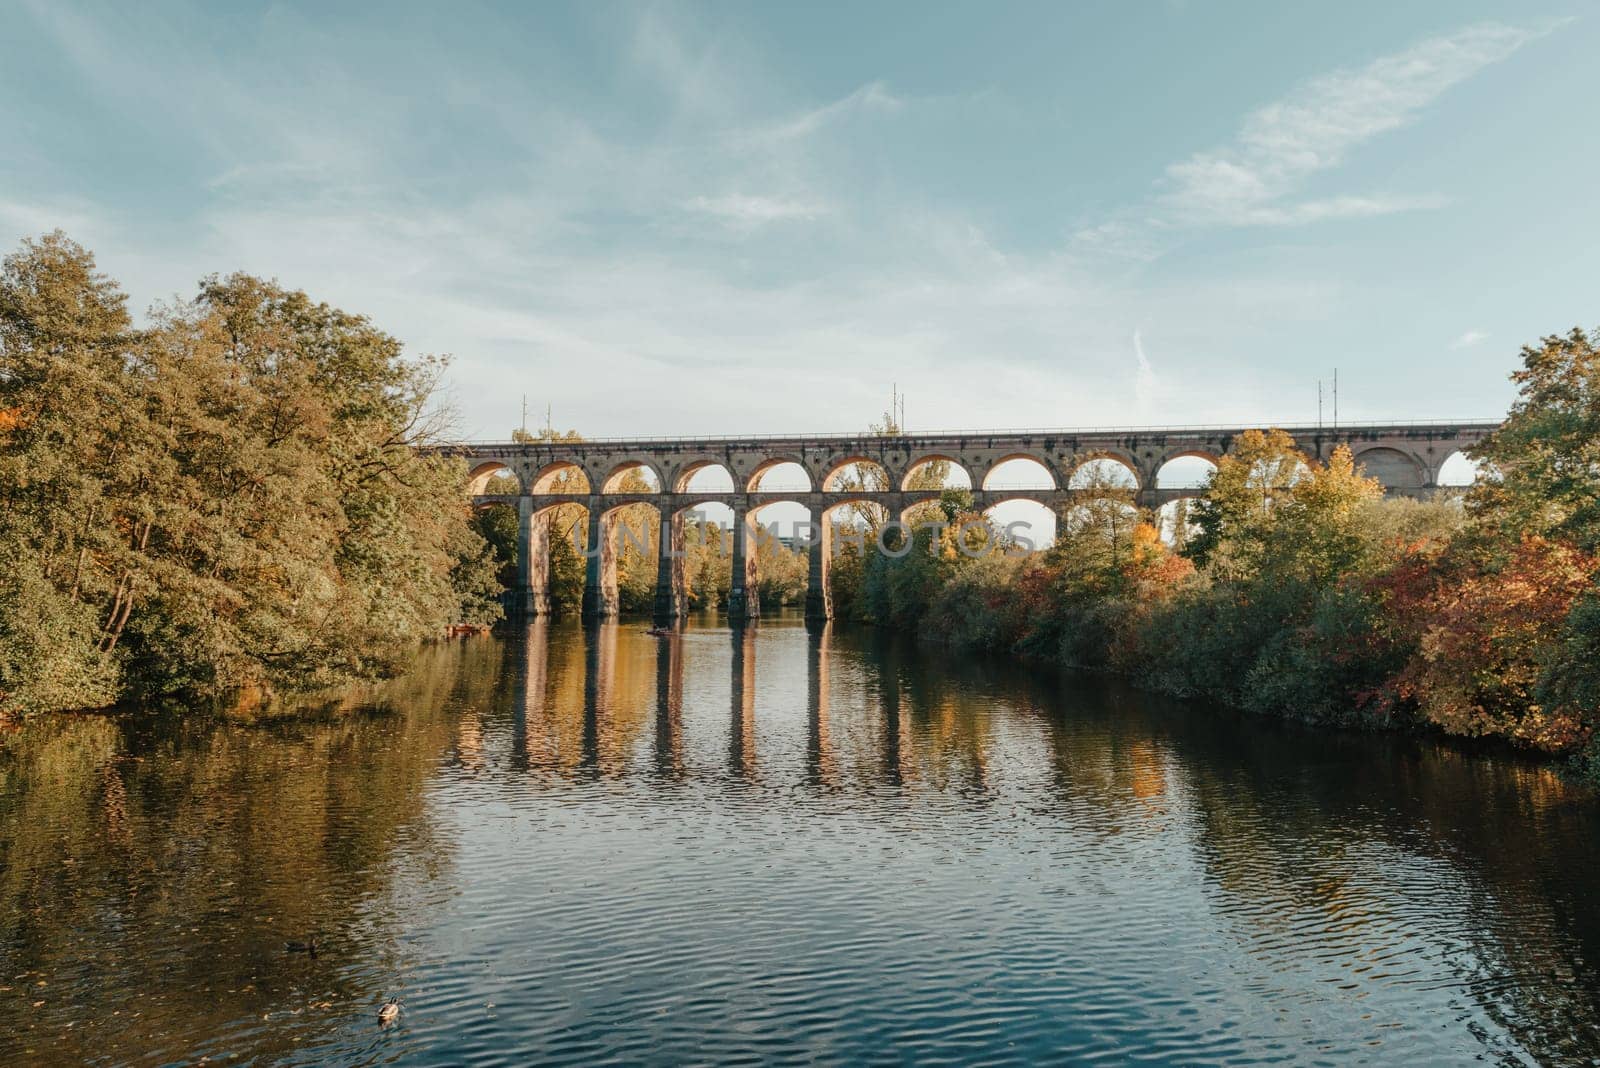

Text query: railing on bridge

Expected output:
[446,417,1499,448]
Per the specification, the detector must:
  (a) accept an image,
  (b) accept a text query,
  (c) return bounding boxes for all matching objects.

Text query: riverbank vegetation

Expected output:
[0,233,501,717]
[5,228,1596,769]
[832,328,1600,771]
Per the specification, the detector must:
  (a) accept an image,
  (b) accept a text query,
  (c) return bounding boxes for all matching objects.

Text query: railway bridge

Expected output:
[438,421,1494,623]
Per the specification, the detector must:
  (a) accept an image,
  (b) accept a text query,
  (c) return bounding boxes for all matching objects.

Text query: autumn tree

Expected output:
[1468,327,1600,551]
[1183,428,1304,577]
[1267,444,1386,588]
[0,234,500,716]
[0,233,141,712]
[1392,537,1597,752]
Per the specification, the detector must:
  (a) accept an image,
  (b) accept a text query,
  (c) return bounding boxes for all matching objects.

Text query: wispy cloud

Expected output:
[757,80,904,143]
[1,5,1551,437]
[1153,21,1549,230]
[0,195,97,241]
[1451,328,1489,349]
[1133,329,1157,412]
[683,193,831,228]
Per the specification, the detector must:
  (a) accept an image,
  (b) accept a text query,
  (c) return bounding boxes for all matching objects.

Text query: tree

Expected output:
[1268,444,1385,588]
[0,232,140,711]
[1184,428,1303,577]
[1167,497,1193,553]
[1468,327,1600,551]
[0,234,501,715]
[1392,536,1598,753]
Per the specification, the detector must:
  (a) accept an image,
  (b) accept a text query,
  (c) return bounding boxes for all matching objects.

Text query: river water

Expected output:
[2,614,1599,1066]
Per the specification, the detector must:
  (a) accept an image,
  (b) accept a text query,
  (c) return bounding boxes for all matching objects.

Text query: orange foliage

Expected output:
[1121,522,1195,595]
[1389,536,1598,752]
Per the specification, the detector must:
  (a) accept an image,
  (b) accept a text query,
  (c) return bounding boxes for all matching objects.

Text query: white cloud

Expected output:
[683,193,831,228]
[1158,21,1548,228]
[1451,329,1489,349]
[3,5,1545,438]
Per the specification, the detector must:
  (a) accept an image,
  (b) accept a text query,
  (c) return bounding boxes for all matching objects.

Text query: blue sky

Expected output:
[3,1,1596,439]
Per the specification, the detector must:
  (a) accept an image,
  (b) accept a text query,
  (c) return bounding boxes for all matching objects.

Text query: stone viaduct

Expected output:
[439,421,1495,625]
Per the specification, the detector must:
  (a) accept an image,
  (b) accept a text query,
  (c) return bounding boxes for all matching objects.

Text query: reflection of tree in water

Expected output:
[829,629,1600,1058]
[1167,706,1600,1061]
[0,656,473,1065]
[23,621,1578,1063]
[841,630,1005,793]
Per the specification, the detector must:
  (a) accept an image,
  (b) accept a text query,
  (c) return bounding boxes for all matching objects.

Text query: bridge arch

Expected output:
[742,498,817,614]
[1351,446,1427,492]
[1154,451,1219,490]
[601,459,663,493]
[531,460,590,494]
[467,460,522,496]
[1434,449,1479,488]
[593,497,664,618]
[887,492,968,537]
[980,454,1057,491]
[983,495,1057,552]
[673,458,736,494]
[1067,453,1140,491]
[902,454,973,491]
[823,455,895,493]
[1060,494,1141,544]
[747,458,813,493]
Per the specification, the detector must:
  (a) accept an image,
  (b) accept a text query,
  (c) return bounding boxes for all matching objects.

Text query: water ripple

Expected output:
[2,617,1599,1065]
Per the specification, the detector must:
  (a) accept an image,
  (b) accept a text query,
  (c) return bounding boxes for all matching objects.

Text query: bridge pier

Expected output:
[728,506,759,621]
[804,522,831,624]
[652,507,685,625]
[580,502,619,622]
[509,498,551,618]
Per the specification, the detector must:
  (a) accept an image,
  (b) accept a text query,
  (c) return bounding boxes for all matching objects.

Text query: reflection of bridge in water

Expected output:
[504,621,979,791]
[440,422,1493,622]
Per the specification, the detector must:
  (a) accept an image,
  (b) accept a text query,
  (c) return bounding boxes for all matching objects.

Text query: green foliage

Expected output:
[1239,581,1405,726]
[683,516,732,609]
[1468,327,1600,551]
[1540,590,1600,736]
[472,503,521,587]
[0,548,121,714]
[1184,428,1302,576]
[0,233,499,716]
[754,533,808,608]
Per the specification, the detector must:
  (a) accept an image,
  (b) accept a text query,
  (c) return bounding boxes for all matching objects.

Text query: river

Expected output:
[2,614,1599,1065]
